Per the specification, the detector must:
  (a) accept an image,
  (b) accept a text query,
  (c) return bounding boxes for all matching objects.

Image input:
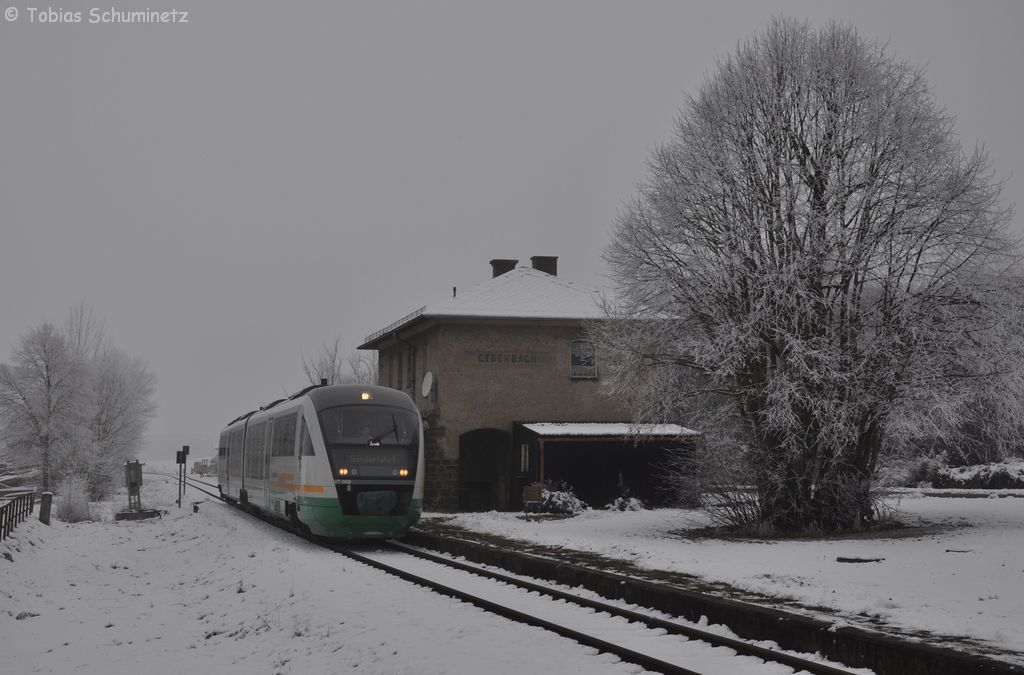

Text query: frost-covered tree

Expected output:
[595,19,1024,532]
[0,308,158,497]
[78,347,157,497]
[0,322,86,491]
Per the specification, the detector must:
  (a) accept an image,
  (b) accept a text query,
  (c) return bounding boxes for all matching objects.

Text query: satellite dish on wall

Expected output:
[421,371,434,398]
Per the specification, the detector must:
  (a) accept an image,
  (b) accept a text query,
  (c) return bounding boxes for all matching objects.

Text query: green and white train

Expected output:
[218,383,423,538]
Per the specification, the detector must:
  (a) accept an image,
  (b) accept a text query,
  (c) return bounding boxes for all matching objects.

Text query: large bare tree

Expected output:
[595,19,1024,531]
[0,322,85,491]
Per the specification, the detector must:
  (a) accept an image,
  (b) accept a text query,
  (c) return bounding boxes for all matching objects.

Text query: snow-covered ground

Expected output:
[1,465,657,675]
[433,492,1024,662]
[4,469,1022,673]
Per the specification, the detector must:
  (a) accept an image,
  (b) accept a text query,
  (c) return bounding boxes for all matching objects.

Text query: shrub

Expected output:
[605,486,645,511]
[932,462,1024,489]
[536,481,588,515]
[605,496,645,511]
[56,475,92,522]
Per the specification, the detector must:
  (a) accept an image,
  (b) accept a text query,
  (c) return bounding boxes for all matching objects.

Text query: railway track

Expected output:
[145,470,865,674]
[143,470,221,500]
[329,540,863,675]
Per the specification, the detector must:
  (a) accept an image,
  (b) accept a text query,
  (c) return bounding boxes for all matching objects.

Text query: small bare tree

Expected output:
[64,300,109,361]
[347,350,378,385]
[594,18,1024,532]
[301,337,347,386]
[302,338,379,386]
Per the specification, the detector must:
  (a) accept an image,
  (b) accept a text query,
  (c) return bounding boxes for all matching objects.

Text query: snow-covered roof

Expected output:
[521,422,700,437]
[362,266,604,347]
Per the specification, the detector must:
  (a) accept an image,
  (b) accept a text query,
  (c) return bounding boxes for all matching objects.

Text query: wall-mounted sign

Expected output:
[465,350,549,366]
[570,341,597,379]
[421,371,434,398]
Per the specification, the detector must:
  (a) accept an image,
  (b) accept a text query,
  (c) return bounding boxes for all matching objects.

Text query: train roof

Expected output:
[226,409,258,427]
[222,384,416,429]
[307,384,417,412]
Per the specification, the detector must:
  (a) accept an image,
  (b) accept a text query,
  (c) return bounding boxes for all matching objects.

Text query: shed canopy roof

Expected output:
[360,266,604,348]
[521,422,699,438]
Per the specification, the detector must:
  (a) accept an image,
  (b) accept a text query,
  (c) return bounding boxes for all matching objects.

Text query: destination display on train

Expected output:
[347,453,401,465]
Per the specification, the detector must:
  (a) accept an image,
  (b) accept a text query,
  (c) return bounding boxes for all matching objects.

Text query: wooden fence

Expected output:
[0,491,36,541]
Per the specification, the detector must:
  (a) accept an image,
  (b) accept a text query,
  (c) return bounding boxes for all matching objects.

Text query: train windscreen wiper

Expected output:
[368,414,399,446]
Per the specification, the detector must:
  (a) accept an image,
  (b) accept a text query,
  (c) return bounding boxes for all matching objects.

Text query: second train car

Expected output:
[218,383,424,538]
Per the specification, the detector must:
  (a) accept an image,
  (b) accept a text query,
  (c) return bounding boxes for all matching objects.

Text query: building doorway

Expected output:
[458,428,510,511]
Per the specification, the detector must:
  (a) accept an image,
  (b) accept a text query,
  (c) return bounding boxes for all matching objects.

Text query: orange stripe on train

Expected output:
[270,481,325,493]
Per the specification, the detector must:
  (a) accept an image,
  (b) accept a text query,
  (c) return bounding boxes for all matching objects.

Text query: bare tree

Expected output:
[347,350,378,385]
[80,348,157,497]
[64,300,109,361]
[0,322,86,491]
[594,18,1024,532]
[301,337,347,385]
[302,338,378,386]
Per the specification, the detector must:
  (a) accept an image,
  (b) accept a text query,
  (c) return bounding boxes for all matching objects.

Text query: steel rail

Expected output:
[185,476,220,490]
[187,482,860,675]
[138,488,701,673]
[384,540,857,675]
[328,542,704,675]
[143,471,221,500]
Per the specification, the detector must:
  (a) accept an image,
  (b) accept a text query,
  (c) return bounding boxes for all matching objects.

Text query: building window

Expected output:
[570,341,598,379]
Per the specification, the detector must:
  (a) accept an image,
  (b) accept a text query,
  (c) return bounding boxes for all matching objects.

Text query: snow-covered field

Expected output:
[434,492,1024,662]
[1,465,655,675]
[4,468,1022,673]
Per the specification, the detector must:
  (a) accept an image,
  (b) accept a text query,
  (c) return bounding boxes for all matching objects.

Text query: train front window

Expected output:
[318,405,419,479]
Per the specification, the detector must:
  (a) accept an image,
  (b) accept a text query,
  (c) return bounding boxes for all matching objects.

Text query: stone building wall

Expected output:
[376,319,629,509]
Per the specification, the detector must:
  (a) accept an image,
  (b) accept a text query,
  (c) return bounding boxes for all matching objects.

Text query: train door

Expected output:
[279,412,298,510]
[261,418,273,510]
[249,420,269,509]
[228,426,245,500]
[262,420,271,506]
[269,412,302,522]
[217,431,228,496]
[267,416,282,514]
[294,414,315,517]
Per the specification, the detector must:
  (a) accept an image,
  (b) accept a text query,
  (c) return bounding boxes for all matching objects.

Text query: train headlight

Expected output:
[360,391,373,400]
[399,468,409,477]
[338,468,349,477]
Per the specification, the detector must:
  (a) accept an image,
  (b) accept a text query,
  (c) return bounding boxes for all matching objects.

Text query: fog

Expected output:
[2,0,1021,460]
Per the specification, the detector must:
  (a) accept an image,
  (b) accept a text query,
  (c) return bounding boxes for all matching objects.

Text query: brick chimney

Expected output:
[530,255,558,276]
[489,259,518,278]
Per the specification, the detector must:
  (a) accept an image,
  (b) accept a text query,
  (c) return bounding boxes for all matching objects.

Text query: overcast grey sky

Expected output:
[3,1,1022,459]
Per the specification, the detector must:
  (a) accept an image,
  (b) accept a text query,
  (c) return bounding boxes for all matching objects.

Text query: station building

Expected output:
[358,256,698,511]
